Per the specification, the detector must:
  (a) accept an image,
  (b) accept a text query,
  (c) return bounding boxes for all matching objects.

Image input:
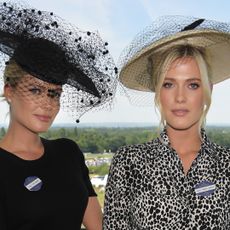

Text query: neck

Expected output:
[166,125,202,155]
[0,120,43,156]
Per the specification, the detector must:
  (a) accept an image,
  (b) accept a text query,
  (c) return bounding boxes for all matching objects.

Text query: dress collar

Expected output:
[158,128,216,158]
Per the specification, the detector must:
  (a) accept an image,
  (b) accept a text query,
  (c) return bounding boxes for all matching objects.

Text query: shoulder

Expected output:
[42,138,83,159]
[42,137,80,150]
[204,137,230,170]
[210,141,230,161]
[112,138,159,166]
[202,129,230,161]
[42,137,76,145]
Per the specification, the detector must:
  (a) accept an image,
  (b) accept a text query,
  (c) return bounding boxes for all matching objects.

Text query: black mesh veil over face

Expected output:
[8,74,63,110]
[0,1,118,121]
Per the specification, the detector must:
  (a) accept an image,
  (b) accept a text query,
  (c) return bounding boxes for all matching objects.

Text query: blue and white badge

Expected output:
[194,180,216,197]
[24,176,43,191]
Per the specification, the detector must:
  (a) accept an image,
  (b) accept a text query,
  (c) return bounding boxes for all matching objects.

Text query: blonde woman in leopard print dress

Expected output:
[103,16,230,229]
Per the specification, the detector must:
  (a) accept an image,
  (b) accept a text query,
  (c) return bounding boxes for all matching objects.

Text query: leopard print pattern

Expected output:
[103,129,230,229]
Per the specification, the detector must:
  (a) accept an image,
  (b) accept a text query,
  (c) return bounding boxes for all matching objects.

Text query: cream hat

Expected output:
[119,15,230,92]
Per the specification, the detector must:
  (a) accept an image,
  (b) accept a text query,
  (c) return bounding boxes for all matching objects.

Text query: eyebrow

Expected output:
[53,87,63,91]
[27,83,62,91]
[27,83,45,89]
[164,77,201,82]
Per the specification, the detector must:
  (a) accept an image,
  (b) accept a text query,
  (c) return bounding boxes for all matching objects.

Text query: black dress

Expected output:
[0,138,96,230]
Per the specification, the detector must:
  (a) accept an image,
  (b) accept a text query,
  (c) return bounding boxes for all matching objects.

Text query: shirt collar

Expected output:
[159,128,170,146]
[158,128,217,158]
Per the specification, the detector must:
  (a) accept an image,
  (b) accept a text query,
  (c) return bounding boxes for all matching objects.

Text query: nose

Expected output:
[40,95,54,111]
[41,101,53,111]
[175,87,186,103]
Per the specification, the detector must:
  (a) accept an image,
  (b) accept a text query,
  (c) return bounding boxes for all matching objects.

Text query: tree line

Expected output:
[0,126,230,153]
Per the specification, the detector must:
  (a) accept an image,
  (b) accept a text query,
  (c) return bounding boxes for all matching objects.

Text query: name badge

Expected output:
[194,180,216,197]
[24,176,43,191]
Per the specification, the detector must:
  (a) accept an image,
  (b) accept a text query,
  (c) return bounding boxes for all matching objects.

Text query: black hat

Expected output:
[0,1,118,120]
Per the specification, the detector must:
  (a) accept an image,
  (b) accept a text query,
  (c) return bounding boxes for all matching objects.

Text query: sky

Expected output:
[1,0,230,125]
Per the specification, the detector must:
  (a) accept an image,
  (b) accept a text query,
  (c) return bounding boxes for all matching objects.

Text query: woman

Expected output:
[0,1,117,230]
[103,16,230,229]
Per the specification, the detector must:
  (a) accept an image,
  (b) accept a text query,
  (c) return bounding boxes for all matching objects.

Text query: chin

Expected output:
[167,121,199,131]
[31,124,51,134]
[169,126,192,131]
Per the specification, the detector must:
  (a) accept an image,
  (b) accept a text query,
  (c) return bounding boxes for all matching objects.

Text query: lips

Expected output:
[34,114,52,122]
[171,109,189,116]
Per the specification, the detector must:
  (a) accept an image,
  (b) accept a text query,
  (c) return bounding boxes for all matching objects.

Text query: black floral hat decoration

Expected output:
[0,1,118,122]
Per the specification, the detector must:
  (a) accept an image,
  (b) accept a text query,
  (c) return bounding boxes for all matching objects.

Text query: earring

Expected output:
[7,98,11,103]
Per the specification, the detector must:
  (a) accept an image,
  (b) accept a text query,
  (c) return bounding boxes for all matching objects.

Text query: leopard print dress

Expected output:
[103,129,230,229]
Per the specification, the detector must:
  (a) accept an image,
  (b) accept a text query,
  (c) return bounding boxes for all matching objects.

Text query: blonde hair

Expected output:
[2,58,28,99]
[3,59,27,87]
[150,44,212,131]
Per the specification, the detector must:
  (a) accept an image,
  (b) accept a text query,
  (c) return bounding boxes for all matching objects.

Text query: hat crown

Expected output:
[119,15,230,73]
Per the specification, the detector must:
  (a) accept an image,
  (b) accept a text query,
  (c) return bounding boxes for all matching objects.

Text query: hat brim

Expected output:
[120,29,230,92]
[12,37,100,97]
[0,1,118,120]
[0,30,101,97]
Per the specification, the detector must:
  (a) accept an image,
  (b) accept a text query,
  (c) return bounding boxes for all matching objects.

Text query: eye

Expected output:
[54,91,61,99]
[188,83,200,89]
[162,82,173,88]
[47,89,62,99]
[29,88,42,95]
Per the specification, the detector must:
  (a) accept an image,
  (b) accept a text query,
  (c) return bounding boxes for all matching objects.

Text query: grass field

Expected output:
[84,152,113,159]
[86,153,111,213]
[93,186,105,208]
[86,153,112,208]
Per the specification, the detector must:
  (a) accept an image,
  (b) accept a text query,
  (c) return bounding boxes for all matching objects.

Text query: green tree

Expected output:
[0,127,5,138]
[58,128,66,138]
